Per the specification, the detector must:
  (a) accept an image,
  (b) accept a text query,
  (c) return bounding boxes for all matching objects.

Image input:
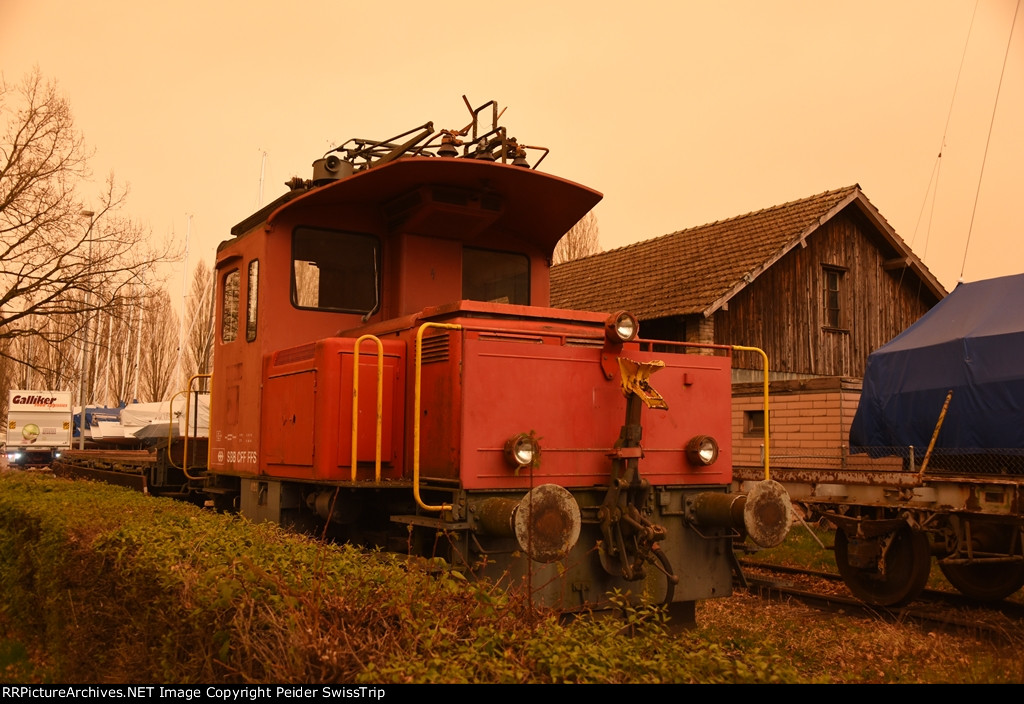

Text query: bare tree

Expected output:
[181,261,215,392]
[0,340,17,419]
[0,312,82,418]
[138,287,179,402]
[0,69,174,381]
[552,211,601,265]
[106,284,147,405]
[16,312,81,390]
[85,287,147,407]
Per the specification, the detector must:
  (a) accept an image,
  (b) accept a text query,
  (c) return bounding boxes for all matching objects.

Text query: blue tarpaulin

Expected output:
[72,405,123,438]
[850,273,1024,454]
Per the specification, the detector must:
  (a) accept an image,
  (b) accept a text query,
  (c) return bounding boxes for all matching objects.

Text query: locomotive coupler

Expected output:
[598,358,672,582]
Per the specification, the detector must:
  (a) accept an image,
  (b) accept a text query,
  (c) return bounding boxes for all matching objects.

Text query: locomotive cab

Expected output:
[208,104,790,616]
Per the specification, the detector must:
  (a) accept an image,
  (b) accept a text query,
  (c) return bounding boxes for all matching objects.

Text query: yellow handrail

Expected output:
[413,322,462,512]
[730,345,772,481]
[351,335,385,482]
[165,388,188,470]
[183,374,211,480]
[165,374,211,480]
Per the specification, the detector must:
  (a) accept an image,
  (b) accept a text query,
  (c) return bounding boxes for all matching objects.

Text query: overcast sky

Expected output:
[2,0,1021,306]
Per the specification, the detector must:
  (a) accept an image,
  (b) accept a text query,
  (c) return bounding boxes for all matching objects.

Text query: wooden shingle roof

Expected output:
[550,185,945,319]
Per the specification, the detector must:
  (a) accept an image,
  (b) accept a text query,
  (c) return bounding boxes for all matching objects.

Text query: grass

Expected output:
[741,518,837,572]
[722,515,1024,683]
[697,592,1024,683]
[0,638,44,683]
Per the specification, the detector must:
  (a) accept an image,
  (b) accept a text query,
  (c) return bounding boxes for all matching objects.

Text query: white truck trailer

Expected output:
[5,390,73,467]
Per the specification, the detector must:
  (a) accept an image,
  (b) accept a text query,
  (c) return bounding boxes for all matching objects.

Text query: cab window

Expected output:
[221,269,240,342]
[463,247,530,305]
[246,259,259,342]
[292,227,379,314]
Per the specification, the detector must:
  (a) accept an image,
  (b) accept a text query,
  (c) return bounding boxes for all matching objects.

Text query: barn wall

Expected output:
[713,210,938,378]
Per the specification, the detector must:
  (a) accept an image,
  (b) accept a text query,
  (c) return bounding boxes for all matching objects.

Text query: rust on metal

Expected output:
[742,480,792,548]
[690,481,792,548]
[690,491,746,531]
[734,466,932,487]
[475,496,519,537]
[513,484,582,563]
[824,512,906,538]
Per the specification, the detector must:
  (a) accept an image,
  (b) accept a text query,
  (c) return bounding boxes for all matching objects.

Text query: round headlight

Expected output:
[505,433,539,468]
[605,311,639,343]
[686,435,719,466]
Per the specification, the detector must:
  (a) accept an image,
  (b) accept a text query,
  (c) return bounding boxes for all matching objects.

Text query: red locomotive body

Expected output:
[206,103,788,615]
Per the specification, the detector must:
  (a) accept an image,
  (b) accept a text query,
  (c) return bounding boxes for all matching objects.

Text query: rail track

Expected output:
[739,559,1024,644]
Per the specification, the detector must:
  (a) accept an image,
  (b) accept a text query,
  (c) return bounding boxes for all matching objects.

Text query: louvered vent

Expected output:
[273,343,316,366]
[419,334,450,364]
[565,337,603,348]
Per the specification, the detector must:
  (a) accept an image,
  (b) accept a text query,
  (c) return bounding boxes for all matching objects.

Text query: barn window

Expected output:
[822,266,846,329]
[463,247,530,305]
[744,410,765,437]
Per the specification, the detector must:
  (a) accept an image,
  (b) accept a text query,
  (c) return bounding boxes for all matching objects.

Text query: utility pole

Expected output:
[78,210,95,450]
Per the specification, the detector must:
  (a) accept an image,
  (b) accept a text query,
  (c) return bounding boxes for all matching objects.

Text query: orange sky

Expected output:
[1,0,1021,303]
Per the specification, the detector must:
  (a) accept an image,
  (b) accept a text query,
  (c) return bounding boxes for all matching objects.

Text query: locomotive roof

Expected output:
[228,156,601,255]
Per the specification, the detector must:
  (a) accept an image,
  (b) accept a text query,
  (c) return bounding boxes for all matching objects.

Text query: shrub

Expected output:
[0,473,800,683]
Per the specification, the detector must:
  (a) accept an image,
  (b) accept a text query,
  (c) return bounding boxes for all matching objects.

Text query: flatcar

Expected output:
[736,274,1024,606]
[64,100,793,618]
[735,442,1024,606]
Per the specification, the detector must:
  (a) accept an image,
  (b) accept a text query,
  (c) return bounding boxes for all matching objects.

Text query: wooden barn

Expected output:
[550,185,946,469]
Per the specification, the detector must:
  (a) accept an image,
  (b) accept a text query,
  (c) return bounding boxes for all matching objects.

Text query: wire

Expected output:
[909,1,978,254]
[960,0,1021,280]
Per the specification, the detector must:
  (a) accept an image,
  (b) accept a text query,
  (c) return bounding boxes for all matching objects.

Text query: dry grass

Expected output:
[714,521,1024,683]
[696,591,1024,683]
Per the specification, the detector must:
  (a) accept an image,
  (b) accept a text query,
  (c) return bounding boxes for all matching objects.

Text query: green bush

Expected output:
[0,473,800,683]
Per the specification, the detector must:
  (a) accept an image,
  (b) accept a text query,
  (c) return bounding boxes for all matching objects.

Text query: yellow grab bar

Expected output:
[413,322,462,512]
[166,374,211,480]
[351,335,385,482]
[166,388,188,470]
[730,345,772,481]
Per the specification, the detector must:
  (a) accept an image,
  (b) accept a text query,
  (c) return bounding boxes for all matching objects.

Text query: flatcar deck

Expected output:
[734,465,1024,519]
[734,463,1024,605]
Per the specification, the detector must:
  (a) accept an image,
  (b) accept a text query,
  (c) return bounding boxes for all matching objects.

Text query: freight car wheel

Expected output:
[939,524,1024,601]
[834,526,931,606]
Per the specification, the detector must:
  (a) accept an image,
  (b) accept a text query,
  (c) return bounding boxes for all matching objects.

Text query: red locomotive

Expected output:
[69,100,792,618]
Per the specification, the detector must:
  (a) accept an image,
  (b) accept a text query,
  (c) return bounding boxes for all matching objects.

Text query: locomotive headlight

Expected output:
[605,311,639,343]
[686,435,719,466]
[504,433,539,469]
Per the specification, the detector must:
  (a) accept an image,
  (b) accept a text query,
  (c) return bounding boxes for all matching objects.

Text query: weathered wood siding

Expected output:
[711,209,939,378]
